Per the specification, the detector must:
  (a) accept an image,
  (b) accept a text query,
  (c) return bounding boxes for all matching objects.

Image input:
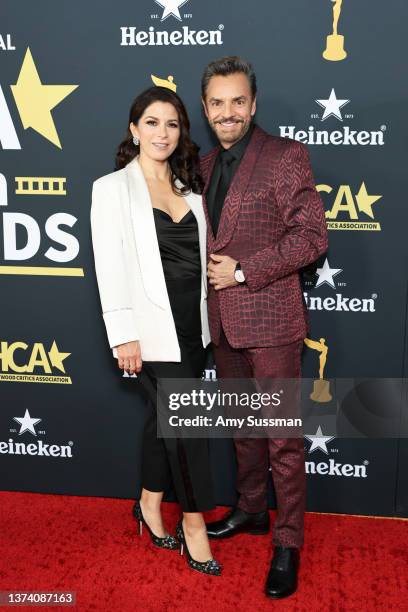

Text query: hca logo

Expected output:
[0,340,72,384]
[317,181,383,231]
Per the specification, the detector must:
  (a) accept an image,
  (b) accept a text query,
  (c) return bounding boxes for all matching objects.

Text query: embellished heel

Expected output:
[132,501,178,550]
[175,520,222,576]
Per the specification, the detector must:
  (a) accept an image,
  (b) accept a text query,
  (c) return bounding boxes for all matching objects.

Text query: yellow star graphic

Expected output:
[48,340,71,373]
[10,47,78,148]
[355,182,382,219]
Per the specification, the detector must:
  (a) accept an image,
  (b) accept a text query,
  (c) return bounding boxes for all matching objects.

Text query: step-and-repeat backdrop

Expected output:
[1,0,407,517]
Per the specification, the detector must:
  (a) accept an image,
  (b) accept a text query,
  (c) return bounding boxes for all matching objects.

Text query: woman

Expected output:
[90,86,220,576]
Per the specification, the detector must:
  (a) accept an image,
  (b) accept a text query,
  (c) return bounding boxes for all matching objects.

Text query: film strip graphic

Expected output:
[15,176,67,195]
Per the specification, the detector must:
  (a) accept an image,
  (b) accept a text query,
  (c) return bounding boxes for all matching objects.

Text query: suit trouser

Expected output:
[137,339,216,513]
[213,325,306,548]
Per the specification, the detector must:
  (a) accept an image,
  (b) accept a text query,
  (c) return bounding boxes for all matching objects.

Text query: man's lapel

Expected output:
[214,125,267,252]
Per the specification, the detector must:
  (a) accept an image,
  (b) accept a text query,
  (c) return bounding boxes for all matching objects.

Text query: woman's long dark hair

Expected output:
[115,87,204,195]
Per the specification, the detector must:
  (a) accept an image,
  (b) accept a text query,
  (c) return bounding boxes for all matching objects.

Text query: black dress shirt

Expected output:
[206,123,255,237]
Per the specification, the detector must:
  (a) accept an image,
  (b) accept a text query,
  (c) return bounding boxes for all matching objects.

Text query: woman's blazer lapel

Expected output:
[125,158,207,308]
[125,157,169,309]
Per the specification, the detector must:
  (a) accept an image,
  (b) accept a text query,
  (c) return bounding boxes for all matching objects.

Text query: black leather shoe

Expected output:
[206,507,270,539]
[265,546,300,599]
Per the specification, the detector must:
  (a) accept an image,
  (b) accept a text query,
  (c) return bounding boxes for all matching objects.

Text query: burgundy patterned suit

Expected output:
[201,125,328,548]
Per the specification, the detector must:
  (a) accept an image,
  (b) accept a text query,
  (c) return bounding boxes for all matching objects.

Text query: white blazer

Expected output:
[90,156,210,362]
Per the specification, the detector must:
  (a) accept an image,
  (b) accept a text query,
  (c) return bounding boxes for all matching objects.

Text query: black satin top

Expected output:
[153,207,202,339]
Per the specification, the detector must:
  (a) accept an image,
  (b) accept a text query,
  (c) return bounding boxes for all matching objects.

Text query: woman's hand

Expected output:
[116,341,142,374]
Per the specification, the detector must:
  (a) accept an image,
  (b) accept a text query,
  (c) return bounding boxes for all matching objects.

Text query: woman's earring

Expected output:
[133,136,140,146]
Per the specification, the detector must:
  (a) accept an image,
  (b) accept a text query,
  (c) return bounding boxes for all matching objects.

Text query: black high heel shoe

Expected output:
[176,520,222,576]
[133,501,178,550]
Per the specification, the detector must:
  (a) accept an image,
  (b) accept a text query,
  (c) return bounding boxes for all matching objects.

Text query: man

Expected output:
[200,56,328,598]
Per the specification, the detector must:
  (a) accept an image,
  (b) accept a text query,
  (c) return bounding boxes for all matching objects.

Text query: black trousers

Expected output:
[137,338,215,513]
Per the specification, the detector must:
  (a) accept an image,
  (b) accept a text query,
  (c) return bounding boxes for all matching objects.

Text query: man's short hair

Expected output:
[201,56,257,99]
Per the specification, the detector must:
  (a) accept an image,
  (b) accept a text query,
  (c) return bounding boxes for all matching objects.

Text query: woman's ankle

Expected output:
[182,520,207,537]
[140,489,164,512]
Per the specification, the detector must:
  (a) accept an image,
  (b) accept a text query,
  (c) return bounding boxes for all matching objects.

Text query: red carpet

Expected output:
[0,492,407,611]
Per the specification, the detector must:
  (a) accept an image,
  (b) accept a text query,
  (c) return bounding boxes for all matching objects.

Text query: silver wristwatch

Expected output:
[234,262,246,283]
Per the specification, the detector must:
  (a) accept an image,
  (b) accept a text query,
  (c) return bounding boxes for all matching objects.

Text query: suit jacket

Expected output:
[90,156,210,362]
[200,125,328,348]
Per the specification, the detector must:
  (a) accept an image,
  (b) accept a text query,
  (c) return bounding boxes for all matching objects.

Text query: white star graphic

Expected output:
[13,409,41,436]
[315,88,350,121]
[305,426,335,455]
[154,0,189,21]
[315,258,343,289]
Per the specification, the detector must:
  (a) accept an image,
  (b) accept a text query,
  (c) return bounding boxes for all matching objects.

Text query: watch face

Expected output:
[235,269,245,283]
